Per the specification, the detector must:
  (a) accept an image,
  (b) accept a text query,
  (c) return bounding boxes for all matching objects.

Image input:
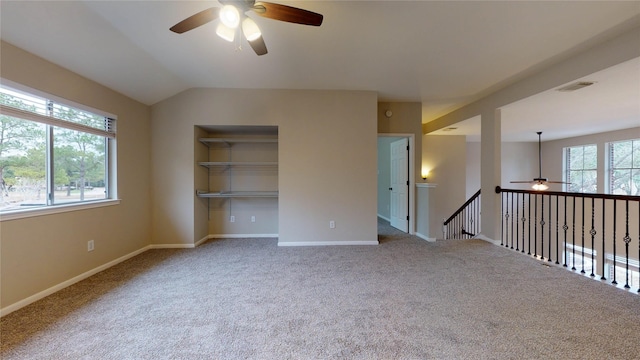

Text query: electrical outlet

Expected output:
[329,220,335,229]
[251,216,256,223]
[87,240,94,252]
[230,215,235,223]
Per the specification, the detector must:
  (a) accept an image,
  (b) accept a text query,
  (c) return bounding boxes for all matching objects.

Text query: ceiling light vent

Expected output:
[556,81,595,92]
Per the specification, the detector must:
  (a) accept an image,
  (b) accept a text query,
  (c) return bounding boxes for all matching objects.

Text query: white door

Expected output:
[390,138,409,232]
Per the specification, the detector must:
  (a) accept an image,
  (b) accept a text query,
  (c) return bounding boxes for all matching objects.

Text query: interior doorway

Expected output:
[377,134,415,234]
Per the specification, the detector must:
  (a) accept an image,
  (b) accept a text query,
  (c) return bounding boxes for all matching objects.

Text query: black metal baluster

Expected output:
[541,194,546,260]
[623,200,631,289]
[528,194,532,255]
[556,195,560,265]
[637,201,639,293]
[470,199,474,236]
[521,193,526,253]
[515,192,520,252]
[581,197,585,274]
[504,193,513,247]
[548,194,552,262]
[572,196,576,271]
[601,198,606,281]
[510,193,514,249]
[500,192,504,246]
[475,197,478,235]
[612,199,618,285]
[464,207,467,238]
[563,196,568,268]
[534,194,538,257]
[589,197,596,277]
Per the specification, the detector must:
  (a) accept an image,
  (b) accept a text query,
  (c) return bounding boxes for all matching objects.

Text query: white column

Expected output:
[480,108,501,241]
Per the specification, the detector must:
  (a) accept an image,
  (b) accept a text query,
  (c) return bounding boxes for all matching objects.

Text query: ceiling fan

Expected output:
[169,0,323,56]
[510,131,569,191]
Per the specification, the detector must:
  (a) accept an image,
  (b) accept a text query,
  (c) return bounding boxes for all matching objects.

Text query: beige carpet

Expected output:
[1,220,639,359]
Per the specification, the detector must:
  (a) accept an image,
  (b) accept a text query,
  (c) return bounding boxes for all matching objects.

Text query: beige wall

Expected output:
[0,41,152,309]
[467,141,539,196]
[422,135,467,238]
[378,102,423,184]
[151,88,378,245]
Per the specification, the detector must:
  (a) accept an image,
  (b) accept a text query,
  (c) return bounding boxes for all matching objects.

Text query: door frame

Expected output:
[378,133,415,235]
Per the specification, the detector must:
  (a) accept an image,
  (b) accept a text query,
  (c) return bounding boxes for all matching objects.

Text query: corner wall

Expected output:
[0,41,152,310]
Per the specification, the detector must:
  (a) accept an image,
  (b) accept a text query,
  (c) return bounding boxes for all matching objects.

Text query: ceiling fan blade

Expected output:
[170,7,219,34]
[546,180,571,184]
[247,35,268,56]
[510,181,535,184]
[253,2,323,26]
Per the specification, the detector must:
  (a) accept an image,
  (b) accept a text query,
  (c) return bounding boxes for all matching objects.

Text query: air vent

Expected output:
[441,127,458,132]
[557,81,595,92]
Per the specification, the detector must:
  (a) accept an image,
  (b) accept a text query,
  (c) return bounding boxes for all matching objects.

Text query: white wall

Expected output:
[151,88,378,246]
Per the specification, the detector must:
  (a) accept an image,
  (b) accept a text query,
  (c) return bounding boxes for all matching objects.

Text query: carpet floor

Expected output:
[1,220,639,359]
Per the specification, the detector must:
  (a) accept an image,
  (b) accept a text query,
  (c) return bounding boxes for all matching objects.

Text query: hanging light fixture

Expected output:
[219,5,240,29]
[216,23,235,42]
[242,17,261,42]
[532,181,549,191]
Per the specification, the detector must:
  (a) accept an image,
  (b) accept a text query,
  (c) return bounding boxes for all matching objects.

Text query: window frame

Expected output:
[0,80,118,221]
[563,143,598,193]
[607,138,640,195]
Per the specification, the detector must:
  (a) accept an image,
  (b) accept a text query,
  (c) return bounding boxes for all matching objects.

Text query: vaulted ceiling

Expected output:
[1,1,639,141]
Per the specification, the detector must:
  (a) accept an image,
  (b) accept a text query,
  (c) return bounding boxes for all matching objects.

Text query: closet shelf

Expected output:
[198,161,278,168]
[196,190,279,198]
[199,138,278,147]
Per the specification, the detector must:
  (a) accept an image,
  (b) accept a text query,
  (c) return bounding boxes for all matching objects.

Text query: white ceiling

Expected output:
[430,57,640,142]
[1,1,639,141]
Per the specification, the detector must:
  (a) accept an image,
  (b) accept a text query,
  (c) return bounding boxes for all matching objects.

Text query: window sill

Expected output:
[0,199,121,222]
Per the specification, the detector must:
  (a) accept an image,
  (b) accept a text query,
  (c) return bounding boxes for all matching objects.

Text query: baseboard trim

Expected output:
[208,234,279,239]
[195,235,210,247]
[0,245,151,317]
[148,243,195,249]
[278,240,379,247]
[377,214,391,222]
[475,233,501,245]
[415,232,436,242]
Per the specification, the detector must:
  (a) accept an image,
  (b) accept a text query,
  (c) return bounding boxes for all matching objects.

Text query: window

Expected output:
[0,83,116,214]
[564,144,597,193]
[608,139,640,195]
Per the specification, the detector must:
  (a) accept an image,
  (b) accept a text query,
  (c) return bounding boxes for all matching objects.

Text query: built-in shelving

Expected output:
[198,138,278,147]
[195,190,279,198]
[198,161,278,168]
[196,136,278,199]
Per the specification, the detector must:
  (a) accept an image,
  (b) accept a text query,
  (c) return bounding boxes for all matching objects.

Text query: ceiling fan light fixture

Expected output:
[242,17,261,42]
[532,182,549,191]
[220,5,240,29]
[216,23,235,42]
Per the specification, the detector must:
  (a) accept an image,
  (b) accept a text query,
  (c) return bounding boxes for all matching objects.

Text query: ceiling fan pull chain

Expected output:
[234,27,242,52]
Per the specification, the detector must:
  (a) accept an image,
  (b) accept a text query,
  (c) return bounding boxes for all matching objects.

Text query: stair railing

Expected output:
[495,186,640,293]
[443,189,481,239]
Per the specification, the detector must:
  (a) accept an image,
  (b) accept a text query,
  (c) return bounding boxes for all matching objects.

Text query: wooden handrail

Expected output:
[495,186,640,202]
[444,189,481,225]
